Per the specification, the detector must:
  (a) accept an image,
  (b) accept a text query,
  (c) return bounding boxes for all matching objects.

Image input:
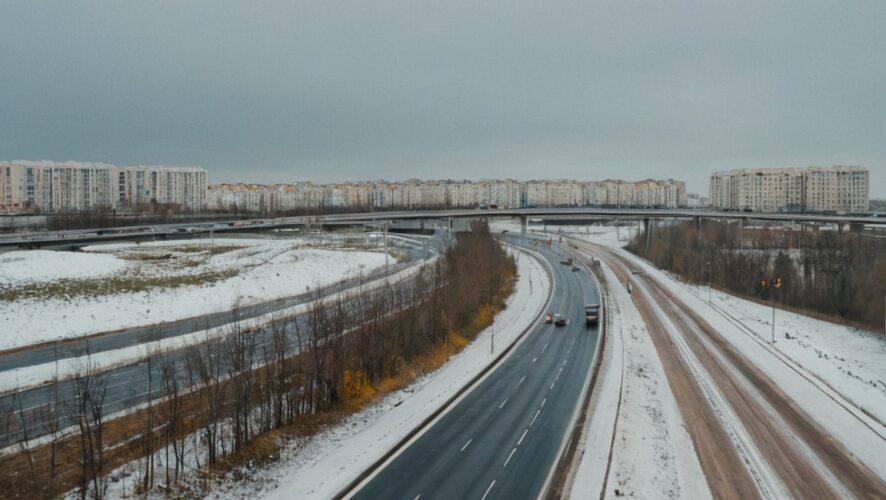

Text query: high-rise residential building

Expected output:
[0,161,207,213]
[710,166,869,214]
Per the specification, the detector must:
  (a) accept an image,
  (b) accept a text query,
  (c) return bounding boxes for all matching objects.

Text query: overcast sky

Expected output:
[1,1,883,196]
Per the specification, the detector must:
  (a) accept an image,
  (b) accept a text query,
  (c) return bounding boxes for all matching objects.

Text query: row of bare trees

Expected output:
[2,222,515,498]
[627,220,885,329]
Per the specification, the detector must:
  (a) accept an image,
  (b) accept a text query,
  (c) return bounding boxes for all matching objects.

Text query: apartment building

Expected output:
[0,161,207,213]
[205,177,689,213]
[710,166,869,214]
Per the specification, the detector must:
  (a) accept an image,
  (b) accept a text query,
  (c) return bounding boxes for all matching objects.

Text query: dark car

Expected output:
[554,314,567,327]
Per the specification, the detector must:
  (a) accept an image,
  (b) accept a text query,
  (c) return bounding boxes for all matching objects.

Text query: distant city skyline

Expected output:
[1,2,884,197]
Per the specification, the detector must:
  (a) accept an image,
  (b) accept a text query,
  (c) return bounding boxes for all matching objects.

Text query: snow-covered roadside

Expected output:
[679,281,886,425]
[198,248,550,500]
[616,248,886,478]
[570,258,710,499]
[0,239,388,350]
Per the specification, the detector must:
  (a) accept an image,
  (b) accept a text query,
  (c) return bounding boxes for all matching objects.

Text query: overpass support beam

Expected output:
[694,216,702,230]
[520,215,528,235]
[850,222,864,234]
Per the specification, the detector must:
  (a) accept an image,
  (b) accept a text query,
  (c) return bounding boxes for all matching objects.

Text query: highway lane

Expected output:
[349,238,600,500]
[0,233,439,372]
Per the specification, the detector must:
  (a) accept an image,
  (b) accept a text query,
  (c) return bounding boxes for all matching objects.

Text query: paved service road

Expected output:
[350,237,600,500]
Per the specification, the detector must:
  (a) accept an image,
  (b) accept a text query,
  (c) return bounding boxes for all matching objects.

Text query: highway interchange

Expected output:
[1,223,883,499]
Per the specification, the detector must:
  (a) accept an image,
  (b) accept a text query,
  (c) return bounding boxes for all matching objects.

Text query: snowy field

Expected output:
[0,237,389,351]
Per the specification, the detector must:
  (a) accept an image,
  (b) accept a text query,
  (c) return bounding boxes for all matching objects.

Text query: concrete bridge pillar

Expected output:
[520,215,528,235]
[849,222,864,234]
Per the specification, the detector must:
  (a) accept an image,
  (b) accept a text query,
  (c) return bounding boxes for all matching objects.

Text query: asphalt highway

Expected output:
[349,237,600,500]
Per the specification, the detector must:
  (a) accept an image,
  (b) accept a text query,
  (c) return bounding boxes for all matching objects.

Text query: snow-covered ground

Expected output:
[570,255,710,499]
[0,250,128,285]
[679,280,886,425]
[0,237,389,351]
[192,247,550,499]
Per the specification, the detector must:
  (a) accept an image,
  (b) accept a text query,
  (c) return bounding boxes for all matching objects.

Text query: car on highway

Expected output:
[585,304,599,327]
[554,314,566,327]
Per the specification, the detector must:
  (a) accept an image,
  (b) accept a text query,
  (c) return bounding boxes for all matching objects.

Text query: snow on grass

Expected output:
[0,250,128,285]
[571,259,710,499]
[200,247,551,500]
[0,237,388,351]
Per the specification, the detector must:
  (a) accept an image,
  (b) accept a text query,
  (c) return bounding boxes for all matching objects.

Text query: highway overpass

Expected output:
[1,207,883,248]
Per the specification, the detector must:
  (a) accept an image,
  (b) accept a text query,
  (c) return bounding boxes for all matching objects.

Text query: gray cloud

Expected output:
[1,1,883,195]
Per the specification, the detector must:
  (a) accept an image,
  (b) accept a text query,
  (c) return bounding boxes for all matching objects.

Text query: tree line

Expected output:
[1,222,516,498]
[626,220,885,330]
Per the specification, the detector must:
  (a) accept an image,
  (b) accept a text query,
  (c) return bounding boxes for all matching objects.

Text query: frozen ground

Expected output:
[191,247,550,500]
[0,237,388,351]
[570,256,710,499]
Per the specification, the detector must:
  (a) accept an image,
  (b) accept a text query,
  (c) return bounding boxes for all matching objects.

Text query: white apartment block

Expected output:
[710,166,869,214]
[0,161,207,213]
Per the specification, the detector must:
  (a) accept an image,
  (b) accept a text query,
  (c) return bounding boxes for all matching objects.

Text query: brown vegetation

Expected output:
[627,220,885,330]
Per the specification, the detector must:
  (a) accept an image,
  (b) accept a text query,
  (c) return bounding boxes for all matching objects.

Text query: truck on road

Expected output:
[585,304,599,327]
